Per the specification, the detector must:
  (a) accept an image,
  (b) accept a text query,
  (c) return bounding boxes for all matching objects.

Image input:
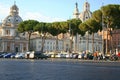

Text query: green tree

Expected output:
[85,18,101,53]
[101,4,120,28]
[34,22,48,52]
[67,19,82,35]
[93,4,120,54]
[79,22,89,52]
[79,22,89,33]
[59,21,68,34]
[79,18,101,53]
[93,4,120,29]
[92,10,102,23]
[49,22,62,53]
[18,20,39,51]
[48,21,69,53]
[67,19,82,52]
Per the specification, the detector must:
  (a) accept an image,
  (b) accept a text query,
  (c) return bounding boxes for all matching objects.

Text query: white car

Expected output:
[66,54,73,58]
[78,54,82,59]
[15,52,25,59]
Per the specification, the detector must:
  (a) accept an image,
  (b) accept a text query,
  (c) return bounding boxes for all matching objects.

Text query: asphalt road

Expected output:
[0,59,120,80]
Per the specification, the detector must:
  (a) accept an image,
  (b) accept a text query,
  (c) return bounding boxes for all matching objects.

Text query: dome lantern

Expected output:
[10,1,19,16]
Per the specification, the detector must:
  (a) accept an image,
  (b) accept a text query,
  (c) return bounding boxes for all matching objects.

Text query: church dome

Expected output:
[2,15,22,27]
[2,4,22,27]
[80,11,92,22]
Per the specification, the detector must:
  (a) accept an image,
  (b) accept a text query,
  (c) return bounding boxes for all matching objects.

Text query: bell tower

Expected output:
[79,1,92,22]
[83,0,90,11]
[73,2,79,19]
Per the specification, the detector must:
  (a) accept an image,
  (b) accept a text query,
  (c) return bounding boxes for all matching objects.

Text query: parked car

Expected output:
[66,54,73,59]
[25,51,32,59]
[0,54,5,58]
[72,53,79,59]
[26,51,48,59]
[78,54,82,59]
[10,53,16,58]
[3,53,12,58]
[33,51,48,59]
[55,53,66,58]
[15,52,25,59]
[44,53,51,58]
[0,52,7,58]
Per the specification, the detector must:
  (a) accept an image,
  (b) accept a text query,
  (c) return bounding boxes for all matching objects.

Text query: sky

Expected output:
[0,0,120,22]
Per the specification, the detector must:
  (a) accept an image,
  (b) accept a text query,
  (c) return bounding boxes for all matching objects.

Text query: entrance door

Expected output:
[15,47,19,52]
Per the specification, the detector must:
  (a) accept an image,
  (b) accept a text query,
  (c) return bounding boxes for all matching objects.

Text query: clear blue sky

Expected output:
[0,0,119,22]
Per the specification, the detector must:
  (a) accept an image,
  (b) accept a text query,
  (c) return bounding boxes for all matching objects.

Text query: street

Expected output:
[0,59,120,80]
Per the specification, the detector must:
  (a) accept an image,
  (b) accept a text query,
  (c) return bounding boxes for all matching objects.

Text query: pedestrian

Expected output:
[81,51,85,59]
[93,51,98,60]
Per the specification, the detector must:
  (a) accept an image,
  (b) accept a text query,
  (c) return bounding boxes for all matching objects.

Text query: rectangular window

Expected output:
[7,46,10,51]
[5,30,10,35]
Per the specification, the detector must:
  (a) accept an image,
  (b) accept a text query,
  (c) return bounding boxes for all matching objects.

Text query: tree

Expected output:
[79,22,90,52]
[59,21,68,34]
[79,18,101,53]
[85,18,101,53]
[67,19,82,35]
[92,10,102,23]
[49,22,62,53]
[79,22,89,33]
[93,4,120,54]
[93,4,120,29]
[48,21,71,53]
[18,20,39,51]
[67,19,82,52]
[86,18,101,34]
[34,22,48,52]
[101,4,120,28]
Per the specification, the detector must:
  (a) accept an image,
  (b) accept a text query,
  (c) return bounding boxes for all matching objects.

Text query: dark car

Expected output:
[0,54,4,58]
[3,53,12,58]
[0,52,7,58]
[34,51,48,59]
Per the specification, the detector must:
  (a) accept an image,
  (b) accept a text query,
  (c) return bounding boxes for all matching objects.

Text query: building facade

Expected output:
[111,29,120,52]
[73,1,102,53]
[31,37,64,52]
[0,1,103,53]
[0,3,28,53]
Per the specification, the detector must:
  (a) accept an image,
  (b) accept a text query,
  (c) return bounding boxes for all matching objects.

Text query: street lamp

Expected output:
[105,16,113,55]
[68,24,73,53]
[28,30,33,51]
[101,1,105,55]
[102,16,105,55]
[86,31,89,53]
[40,32,44,53]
